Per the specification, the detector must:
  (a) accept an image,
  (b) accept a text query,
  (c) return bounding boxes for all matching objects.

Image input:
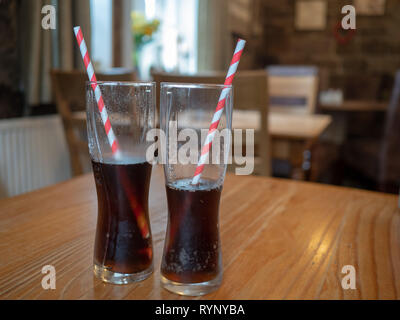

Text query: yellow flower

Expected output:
[144,26,153,36]
[131,11,160,37]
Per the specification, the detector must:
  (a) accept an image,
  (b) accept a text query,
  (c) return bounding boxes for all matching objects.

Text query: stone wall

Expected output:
[243,0,400,100]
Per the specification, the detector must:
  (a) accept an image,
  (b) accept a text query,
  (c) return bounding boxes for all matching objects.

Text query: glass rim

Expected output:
[160,82,232,89]
[86,80,156,86]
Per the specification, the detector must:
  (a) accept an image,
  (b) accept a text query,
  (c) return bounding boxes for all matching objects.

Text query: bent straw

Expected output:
[73,26,150,240]
[191,39,246,185]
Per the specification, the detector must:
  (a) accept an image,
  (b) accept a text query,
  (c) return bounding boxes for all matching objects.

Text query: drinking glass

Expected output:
[159,82,233,295]
[86,81,156,284]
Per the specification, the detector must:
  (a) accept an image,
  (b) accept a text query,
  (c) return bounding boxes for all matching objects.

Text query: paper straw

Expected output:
[191,39,246,185]
[73,26,120,158]
[73,26,150,240]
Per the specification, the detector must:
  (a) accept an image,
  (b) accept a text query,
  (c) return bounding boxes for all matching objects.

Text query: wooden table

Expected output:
[1,166,398,299]
[234,111,332,180]
[319,100,387,112]
[233,111,332,140]
[318,100,388,147]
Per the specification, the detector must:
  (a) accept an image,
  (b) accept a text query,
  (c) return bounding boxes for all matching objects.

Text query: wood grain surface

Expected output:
[0,166,399,299]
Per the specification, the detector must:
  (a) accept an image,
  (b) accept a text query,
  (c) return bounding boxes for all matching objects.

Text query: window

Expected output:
[132,0,198,79]
[90,0,198,77]
[90,0,113,70]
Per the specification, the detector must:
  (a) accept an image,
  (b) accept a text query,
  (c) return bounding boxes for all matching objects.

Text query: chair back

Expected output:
[379,70,400,190]
[151,71,225,115]
[151,70,271,176]
[52,68,136,113]
[51,68,136,176]
[267,65,319,114]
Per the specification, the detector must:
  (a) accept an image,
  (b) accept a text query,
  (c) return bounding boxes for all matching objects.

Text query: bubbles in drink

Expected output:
[161,178,222,283]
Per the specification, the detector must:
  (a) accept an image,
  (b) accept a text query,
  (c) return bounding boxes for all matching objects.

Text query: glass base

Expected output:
[160,272,222,296]
[93,263,153,285]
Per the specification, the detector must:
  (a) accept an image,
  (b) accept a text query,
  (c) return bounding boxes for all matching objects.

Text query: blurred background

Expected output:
[1,0,400,199]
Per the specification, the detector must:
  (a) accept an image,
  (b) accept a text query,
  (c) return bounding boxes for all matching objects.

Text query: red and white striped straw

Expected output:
[74,26,150,241]
[191,39,246,185]
[73,26,120,159]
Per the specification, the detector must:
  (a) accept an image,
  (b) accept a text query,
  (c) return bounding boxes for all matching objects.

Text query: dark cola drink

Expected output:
[161,178,222,284]
[92,159,153,277]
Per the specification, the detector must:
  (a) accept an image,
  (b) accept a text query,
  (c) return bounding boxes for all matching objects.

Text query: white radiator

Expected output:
[0,115,72,199]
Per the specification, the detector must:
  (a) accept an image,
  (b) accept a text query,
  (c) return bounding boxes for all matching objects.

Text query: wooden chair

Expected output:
[267,66,319,114]
[51,69,136,176]
[266,66,319,179]
[343,70,400,193]
[151,70,271,176]
[151,71,225,119]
